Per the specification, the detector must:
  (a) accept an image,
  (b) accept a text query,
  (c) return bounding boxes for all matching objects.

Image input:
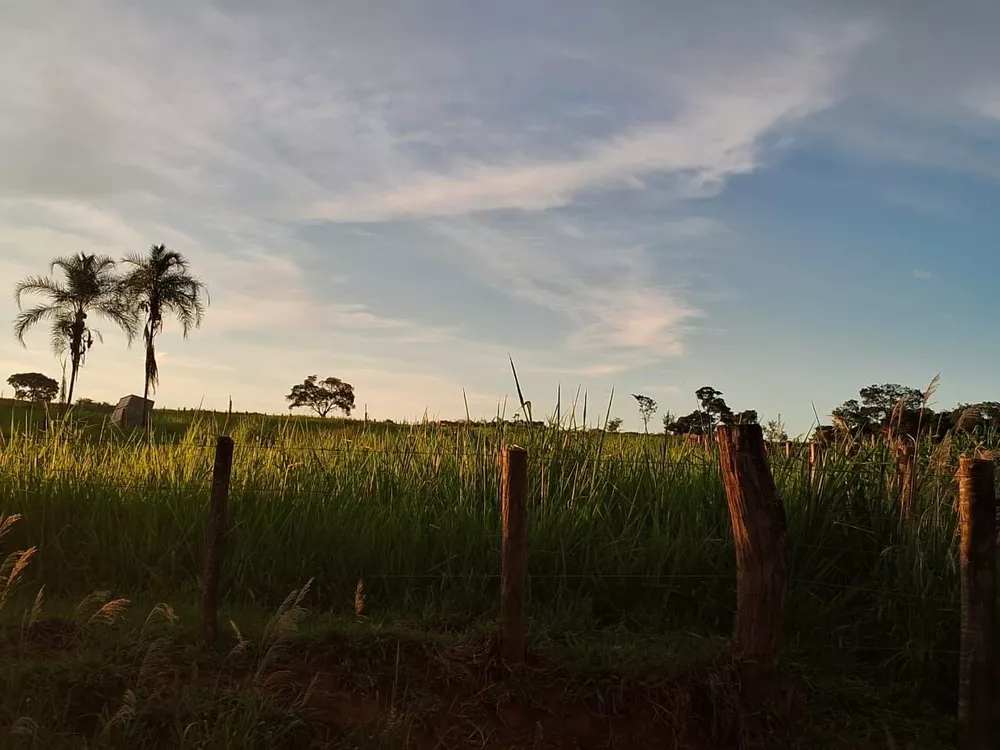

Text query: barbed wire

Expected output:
[0,437,216,450]
[7,481,213,494]
[0,472,975,501]
[0,432,978,480]
[0,448,909,468]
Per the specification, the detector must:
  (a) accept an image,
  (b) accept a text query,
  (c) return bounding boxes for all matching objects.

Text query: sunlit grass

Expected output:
[5,403,996,698]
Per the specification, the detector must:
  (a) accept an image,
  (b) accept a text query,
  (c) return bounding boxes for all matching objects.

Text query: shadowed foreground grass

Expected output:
[0,590,953,749]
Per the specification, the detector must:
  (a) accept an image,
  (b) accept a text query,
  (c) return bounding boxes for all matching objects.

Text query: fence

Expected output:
[181,427,1000,744]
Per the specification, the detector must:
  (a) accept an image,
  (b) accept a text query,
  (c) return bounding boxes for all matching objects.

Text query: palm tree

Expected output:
[120,244,209,427]
[14,253,136,407]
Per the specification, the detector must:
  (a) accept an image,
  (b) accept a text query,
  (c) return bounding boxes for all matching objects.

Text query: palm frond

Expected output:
[49,313,75,356]
[120,245,208,339]
[96,299,139,345]
[145,340,159,392]
[13,305,59,345]
[14,276,68,308]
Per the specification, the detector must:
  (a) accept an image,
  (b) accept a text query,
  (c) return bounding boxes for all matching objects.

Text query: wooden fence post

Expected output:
[500,445,528,667]
[202,435,234,646]
[716,424,790,688]
[809,442,824,488]
[957,457,996,750]
[784,440,793,459]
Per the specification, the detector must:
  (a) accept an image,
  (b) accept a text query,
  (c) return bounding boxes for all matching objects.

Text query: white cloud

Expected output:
[913,269,933,280]
[427,216,703,369]
[301,24,871,222]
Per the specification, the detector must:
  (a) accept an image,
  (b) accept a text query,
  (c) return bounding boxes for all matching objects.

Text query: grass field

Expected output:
[0,397,983,747]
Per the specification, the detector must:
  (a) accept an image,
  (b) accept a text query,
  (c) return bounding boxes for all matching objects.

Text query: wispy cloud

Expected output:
[426,214,706,370]
[302,25,870,222]
[913,269,933,280]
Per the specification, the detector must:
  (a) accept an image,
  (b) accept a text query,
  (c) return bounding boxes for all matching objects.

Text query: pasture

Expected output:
[0,398,981,747]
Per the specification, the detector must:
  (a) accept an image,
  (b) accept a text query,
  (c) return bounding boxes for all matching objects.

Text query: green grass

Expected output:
[0,403,987,746]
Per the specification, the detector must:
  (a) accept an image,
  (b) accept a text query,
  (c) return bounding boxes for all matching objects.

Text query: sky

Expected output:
[3,0,1000,436]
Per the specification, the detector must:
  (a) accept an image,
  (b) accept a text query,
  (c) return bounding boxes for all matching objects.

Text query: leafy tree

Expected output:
[76,398,113,409]
[661,411,674,433]
[631,394,657,433]
[812,425,838,444]
[7,372,59,402]
[605,416,623,433]
[764,418,788,443]
[13,254,136,406]
[831,383,925,437]
[286,375,355,418]
[666,410,709,435]
[665,386,756,436]
[952,402,1000,434]
[120,244,209,427]
[695,386,735,427]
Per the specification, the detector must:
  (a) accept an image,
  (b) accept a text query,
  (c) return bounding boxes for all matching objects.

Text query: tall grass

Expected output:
[0,410,986,689]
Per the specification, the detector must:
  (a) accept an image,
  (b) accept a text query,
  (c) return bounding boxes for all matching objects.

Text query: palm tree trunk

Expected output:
[143,337,154,430]
[66,311,85,414]
[66,356,80,412]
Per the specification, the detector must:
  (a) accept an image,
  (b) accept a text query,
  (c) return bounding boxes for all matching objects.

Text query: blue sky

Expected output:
[2,1,1000,435]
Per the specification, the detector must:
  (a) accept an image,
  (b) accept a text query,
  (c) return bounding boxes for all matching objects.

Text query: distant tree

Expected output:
[76,397,113,409]
[666,410,709,435]
[286,375,355,418]
[661,411,674,433]
[695,386,735,427]
[831,383,925,437]
[120,244,209,427]
[665,386,756,437]
[952,402,1000,434]
[764,418,788,443]
[812,425,838,444]
[606,416,623,433]
[7,372,59,402]
[13,253,136,406]
[631,394,657,433]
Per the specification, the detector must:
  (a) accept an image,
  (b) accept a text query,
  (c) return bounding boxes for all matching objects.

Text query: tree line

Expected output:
[9,259,984,443]
[620,387,759,436]
[624,379,996,443]
[10,246,208,424]
[818,380,1000,442]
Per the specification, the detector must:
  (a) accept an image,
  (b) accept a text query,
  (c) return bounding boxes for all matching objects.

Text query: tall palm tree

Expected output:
[121,244,209,427]
[14,253,136,407]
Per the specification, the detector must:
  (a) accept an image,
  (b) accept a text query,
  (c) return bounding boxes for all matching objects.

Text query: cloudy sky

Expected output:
[3,1,1000,434]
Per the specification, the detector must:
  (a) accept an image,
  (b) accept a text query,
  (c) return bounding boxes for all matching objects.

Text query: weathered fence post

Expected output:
[784,440,793,459]
[716,424,790,688]
[202,435,234,646]
[500,445,528,667]
[895,439,916,523]
[957,456,996,750]
[809,441,824,488]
